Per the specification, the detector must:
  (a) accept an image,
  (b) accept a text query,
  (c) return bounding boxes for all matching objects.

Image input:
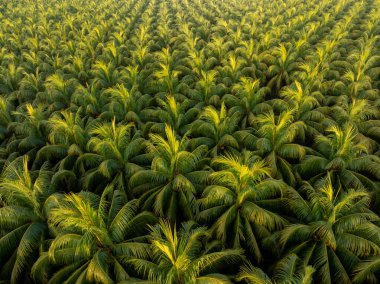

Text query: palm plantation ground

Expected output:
[0,0,380,283]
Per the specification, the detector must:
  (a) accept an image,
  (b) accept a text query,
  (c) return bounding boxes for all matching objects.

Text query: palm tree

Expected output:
[223,77,270,129]
[142,95,199,136]
[19,69,45,104]
[190,102,240,157]
[125,219,243,283]
[275,180,380,284]
[0,97,12,143]
[294,46,331,93]
[184,49,218,81]
[44,74,77,111]
[0,156,55,283]
[1,0,380,283]
[131,44,152,67]
[154,62,181,95]
[129,124,209,222]
[103,83,151,126]
[219,54,245,86]
[93,61,120,88]
[280,80,325,137]
[63,55,91,85]
[208,36,229,63]
[198,152,289,263]
[72,82,108,118]
[255,109,306,186]
[7,104,49,158]
[265,44,298,97]
[31,186,156,284]
[154,48,182,95]
[0,63,24,97]
[298,123,380,192]
[119,65,142,91]
[339,35,379,100]
[236,39,266,79]
[192,69,221,107]
[33,110,89,171]
[103,42,124,66]
[330,97,380,148]
[75,120,149,195]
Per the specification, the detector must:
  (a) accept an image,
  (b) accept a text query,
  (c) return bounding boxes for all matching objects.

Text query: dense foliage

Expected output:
[0,0,380,283]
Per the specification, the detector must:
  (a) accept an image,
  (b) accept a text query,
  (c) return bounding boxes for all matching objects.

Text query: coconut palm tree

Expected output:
[330,97,380,149]
[208,36,229,63]
[236,39,266,79]
[103,83,151,126]
[190,102,240,157]
[0,156,55,283]
[124,219,243,283]
[280,80,325,137]
[0,63,24,97]
[255,109,306,186]
[63,55,91,85]
[340,35,379,100]
[183,48,217,82]
[44,74,77,111]
[236,263,272,284]
[72,82,109,118]
[265,44,298,97]
[33,110,90,171]
[223,77,270,129]
[75,120,149,195]
[0,97,12,143]
[142,95,199,136]
[31,186,156,284]
[275,179,380,284]
[198,151,289,263]
[298,123,380,192]
[129,124,209,222]
[93,61,120,89]
[7,104,49,159]
[154,48,182,95]
[192,69,222,107]
[154,62,181,96]
[19,69,45,104]
[219,54,246,86]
